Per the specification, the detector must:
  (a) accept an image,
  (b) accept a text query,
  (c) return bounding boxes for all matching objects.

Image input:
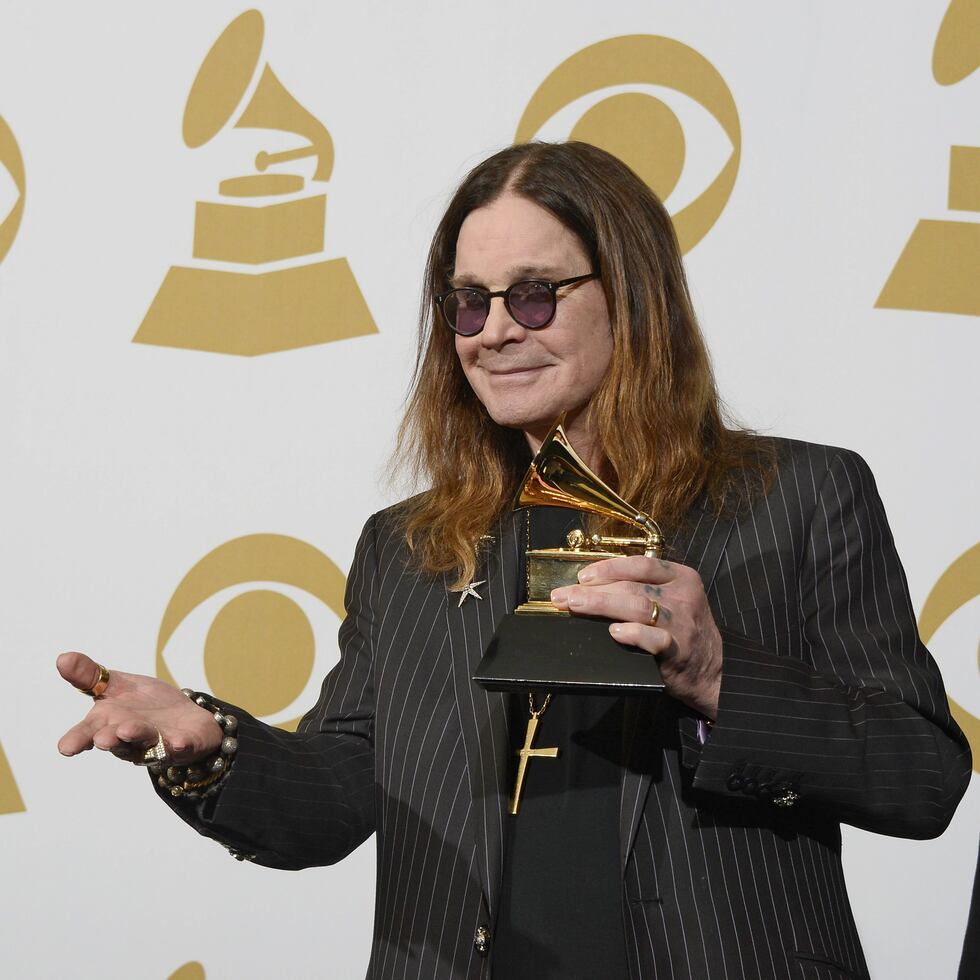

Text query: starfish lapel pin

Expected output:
[453,580,486,607]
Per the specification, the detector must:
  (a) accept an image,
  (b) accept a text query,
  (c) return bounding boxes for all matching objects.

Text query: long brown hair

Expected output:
[397,141,773,587]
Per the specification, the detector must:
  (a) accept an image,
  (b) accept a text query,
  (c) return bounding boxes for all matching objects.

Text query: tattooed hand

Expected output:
[550,555,722,719]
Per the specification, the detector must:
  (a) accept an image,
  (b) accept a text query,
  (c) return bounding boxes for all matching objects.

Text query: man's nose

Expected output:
[479,295,527,348]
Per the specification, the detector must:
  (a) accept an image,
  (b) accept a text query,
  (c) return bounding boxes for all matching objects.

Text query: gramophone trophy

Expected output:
[473,416,667,694]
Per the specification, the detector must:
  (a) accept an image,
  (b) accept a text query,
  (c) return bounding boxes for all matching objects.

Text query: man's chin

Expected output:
[485,407,552,436]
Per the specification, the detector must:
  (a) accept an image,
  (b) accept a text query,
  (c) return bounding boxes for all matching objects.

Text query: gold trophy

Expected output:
[473,416,667,694]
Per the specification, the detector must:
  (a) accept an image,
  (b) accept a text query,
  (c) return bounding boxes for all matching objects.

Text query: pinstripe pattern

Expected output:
[163,439,971,979]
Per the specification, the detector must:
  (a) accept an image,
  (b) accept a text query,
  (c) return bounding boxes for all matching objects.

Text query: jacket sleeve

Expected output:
[154,515,380,869]
[689,448,972,838]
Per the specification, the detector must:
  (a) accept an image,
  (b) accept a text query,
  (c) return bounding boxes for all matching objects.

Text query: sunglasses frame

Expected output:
[435,272,599,336]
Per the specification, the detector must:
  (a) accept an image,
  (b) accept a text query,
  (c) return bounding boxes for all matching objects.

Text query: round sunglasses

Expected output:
[435,272,598,336]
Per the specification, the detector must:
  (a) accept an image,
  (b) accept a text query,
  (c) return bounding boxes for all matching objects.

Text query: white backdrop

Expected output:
[1,2,977,978]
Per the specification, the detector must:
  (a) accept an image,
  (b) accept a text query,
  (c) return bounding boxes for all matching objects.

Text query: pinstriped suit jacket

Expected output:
[170,439,971,979]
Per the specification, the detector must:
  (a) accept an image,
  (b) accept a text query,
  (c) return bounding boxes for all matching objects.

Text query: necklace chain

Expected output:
[525,508,553,720]
[528,692,552,718]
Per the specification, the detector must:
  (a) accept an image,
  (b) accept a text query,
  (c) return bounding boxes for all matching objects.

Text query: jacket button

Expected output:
[474,925,491,955]
[773,786,800,808]
[742,777,758,796]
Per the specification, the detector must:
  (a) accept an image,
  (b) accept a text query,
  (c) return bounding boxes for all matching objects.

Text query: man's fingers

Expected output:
[92,723,130,752]
[114,718,158,744]
[58,719,98,757]
[56,651,104,694]
[58,705,156,754]
[608,621,673,654]
[577,555,677,586]
[552,584,671,626]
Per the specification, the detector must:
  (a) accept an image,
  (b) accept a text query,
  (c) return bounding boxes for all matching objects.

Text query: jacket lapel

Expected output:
[619,502,735,869]
[445,501,737,890]
[446,510,523,917]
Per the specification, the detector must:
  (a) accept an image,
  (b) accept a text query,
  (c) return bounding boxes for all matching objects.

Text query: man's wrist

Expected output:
[150,691,239,799]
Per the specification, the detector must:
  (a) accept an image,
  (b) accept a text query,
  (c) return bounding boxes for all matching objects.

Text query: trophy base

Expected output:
[515,600,568,615]
[473,612,665,694]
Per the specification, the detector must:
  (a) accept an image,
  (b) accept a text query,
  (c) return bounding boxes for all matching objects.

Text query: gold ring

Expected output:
[649,601,661,627]
[83,663,110,699]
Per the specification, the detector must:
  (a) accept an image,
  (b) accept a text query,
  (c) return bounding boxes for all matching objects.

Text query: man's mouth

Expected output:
[482,364,549,376]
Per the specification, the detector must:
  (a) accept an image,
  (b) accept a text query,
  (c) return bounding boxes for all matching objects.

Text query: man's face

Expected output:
[452,192,613,457]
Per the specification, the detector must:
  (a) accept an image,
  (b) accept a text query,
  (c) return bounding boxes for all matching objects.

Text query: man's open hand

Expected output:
[57,652,223,765]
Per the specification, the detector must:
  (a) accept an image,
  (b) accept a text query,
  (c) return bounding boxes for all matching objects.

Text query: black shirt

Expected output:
[493,508,630,979]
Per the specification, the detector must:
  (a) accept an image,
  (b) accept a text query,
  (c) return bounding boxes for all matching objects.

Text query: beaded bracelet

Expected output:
[149,690,238,799]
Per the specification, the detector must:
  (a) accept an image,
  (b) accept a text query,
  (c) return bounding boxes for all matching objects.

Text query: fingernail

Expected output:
[610,624,622,636]
[551,588,567,603]
[567,594,584,608]
[578,569,595,583]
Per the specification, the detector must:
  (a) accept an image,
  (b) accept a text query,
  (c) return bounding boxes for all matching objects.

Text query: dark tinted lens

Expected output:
[508,280,555,328]
[444,289,488,336]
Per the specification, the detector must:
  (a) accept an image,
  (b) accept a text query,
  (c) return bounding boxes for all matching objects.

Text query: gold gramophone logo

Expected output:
[0,112,26,267]
[515,35,740,254]
[0,739,25,815]
[135,9,377,356]
[876,0,980,317]
[169,962,205,980]
[154,534,346,730]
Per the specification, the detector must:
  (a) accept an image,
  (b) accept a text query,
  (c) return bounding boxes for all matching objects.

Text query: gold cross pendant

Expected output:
[509,711,559,815]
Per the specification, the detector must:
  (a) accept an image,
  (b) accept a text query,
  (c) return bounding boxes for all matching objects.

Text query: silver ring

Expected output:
[136,731,167,767]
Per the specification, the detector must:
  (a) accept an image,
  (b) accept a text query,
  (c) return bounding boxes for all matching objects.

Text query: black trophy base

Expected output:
[473,612,665,694]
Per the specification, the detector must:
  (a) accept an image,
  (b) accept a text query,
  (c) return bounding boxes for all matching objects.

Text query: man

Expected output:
[57,142,971,979]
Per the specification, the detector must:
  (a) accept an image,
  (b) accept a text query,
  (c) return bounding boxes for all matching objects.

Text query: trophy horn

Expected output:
[513,415,664,558]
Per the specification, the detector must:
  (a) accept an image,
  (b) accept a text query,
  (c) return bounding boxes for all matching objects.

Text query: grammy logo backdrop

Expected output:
[1,3,976,978]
